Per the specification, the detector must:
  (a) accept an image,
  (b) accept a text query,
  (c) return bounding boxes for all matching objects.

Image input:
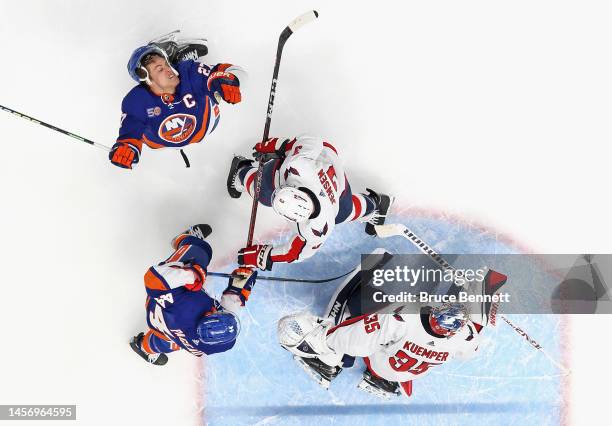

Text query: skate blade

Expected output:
[357,379,393,400]
[293,356,331,390]
[148,30,180,44]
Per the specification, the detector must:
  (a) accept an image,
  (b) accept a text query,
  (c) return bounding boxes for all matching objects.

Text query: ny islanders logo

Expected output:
[158,113,197,144]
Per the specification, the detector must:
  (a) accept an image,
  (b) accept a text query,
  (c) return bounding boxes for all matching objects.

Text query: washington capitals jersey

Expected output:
[321,312,482,383]
[144,261,235,357]
[272,135,347,262]
[117,60,222,152]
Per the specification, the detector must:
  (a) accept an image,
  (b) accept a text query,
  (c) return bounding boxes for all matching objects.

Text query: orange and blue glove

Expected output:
[109,142,140,169]
[223,268,258,306]
[207,63,241,104]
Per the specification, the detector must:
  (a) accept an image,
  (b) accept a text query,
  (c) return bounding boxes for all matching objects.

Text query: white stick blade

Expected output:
[288,10,319,33]
[374,223,407,238]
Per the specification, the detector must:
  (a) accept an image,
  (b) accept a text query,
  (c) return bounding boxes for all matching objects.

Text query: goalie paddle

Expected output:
[374,223,571,375]
[246,10,319,247]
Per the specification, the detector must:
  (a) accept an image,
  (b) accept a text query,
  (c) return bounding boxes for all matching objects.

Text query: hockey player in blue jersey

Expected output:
[130,224,257,365]
[110,36,242,169]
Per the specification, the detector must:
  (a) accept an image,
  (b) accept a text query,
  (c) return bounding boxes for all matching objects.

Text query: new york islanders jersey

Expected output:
[322,312,482,383]
[117,60,223,153]
[270,135,347,262]
[143,241,242,356]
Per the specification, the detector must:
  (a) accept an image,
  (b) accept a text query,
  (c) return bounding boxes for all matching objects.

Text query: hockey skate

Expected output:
[363,189,395,236]
[148,30,208,64]
[171,224,212,248]
[226,155,253,199]
[357,369,400,399]
[130,333,168,366]
[293,355,342,390]
[172,39,208,63]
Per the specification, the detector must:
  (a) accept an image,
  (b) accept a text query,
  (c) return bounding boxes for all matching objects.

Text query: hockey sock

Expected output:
[348,194,376,221]
[164,238,213,266]
[143,330,180,354]
[238,165,257,197]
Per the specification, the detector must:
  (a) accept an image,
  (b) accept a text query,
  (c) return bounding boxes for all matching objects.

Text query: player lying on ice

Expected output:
[277,303,483,399]
[130,224,257,365]
[110,32,243,169]
[226,135,394,270]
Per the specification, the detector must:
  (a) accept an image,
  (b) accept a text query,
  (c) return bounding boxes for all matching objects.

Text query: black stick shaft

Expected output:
[246,29,291,247]
[245,11,319,247]
[0,104,111,151]
[208,268,351,284]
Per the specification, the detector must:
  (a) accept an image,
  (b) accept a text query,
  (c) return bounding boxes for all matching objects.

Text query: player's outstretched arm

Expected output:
[110,97,145,169]
[238,234,308,270]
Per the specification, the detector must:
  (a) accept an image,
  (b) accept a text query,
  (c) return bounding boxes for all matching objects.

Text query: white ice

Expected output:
[1,1,610,425]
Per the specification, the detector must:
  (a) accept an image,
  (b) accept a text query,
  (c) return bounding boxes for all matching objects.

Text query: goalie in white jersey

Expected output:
[226,135,394,270]
[277,258,507,399]
[278,305,484,399]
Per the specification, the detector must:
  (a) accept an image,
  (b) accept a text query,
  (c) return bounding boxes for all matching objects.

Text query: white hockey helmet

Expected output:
[271,187,315,223]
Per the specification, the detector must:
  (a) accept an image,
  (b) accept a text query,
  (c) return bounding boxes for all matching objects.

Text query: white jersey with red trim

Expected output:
[322,312,482,383]
[270,135,347,263]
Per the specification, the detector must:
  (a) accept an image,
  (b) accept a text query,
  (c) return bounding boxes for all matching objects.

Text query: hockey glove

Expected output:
[252,137,290,161]
[238,244,273,270]
[207,63,241,104]
[109,142,140,169]
[223,267,258,306]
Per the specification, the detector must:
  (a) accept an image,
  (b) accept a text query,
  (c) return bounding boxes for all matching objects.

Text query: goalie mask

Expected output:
[429,304,468,337]
[271,187,315,223]
[127,44,179,84]
[196,311,240,346]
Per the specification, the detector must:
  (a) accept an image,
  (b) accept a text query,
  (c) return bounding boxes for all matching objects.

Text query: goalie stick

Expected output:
[374,223,571,375]
[246,10,319,246]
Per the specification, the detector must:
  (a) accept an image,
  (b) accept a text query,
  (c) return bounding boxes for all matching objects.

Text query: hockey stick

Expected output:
[374,223,571,375]
[207,268,352,284]
[499,315,570,374]
[0,104,111,151]
[246,10,319,246]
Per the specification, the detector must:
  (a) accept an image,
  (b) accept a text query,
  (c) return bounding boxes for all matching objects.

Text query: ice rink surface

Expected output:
[1,1,609,425]
[205,213,565,425]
